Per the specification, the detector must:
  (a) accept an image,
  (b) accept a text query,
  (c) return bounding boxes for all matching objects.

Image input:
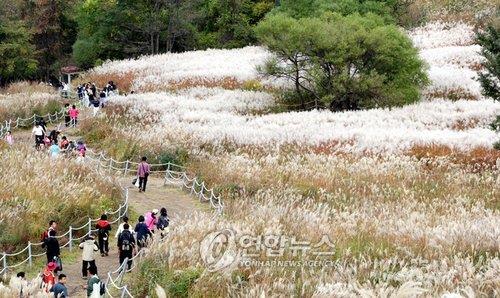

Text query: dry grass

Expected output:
[75,71,136,93]
[1,82,55,95]
[408,144,500,170]
[0,144,121,252]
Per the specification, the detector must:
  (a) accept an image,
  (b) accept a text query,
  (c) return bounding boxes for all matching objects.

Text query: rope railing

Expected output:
[0,110,130,277]
[84,149,224,216]
[0,100,224,296]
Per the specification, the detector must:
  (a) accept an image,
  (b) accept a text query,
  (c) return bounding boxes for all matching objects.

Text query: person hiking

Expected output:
[4,130,14,146]
[79,234,99,279]
[145,209,158,233]
[92,96,100,117]
[64,103,71,127]
[96,214,111,256]
[117,223,136,270]
[134,215,150,249]
[42,230,60,264]
[115,216,133,238]
[50,274,68,298]
[10,272,28,297]
[49,140,61,159]
[32,123,44,149]
[41,221,57,242]
[157,207,170,238]
[69,105,79,128]
[48,129,60,144]
[60,136,69,150]
[99,89,107,108]
[41,262,57,293]
[85,266,103,297]
[137,156,151,192]
[76,140,87,163]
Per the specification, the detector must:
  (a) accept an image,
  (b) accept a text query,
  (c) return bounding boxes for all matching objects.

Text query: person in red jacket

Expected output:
[95,214,112,257]
[41,262,57,293]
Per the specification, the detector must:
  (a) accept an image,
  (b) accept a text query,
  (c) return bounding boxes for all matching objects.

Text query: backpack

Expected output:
[120,231,132,251]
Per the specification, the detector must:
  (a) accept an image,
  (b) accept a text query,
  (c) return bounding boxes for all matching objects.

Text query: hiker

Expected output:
[157,207,170,238]
[117,223,135,270]
[4,130,14,146]
[134,215,150,249]
[41,221,57,242]
[50,274,68,298]
[48,129,60,144]
[49,140,61,158]
[60,136,69,150]
[42,230,60,265]
[86,266,104,297]
[137,156,151,192]
[9,272,28,297]
[41,262,57,293]
[64,103,71,127]
[69,105,79,127]
[115,216,133,238]
[32,123,44,149]
[96,214,111,256]
[76,140,87,163]
[99,88,107,108]
[145,209,158,233]
[79,234,99,279]
[92,96,100,117]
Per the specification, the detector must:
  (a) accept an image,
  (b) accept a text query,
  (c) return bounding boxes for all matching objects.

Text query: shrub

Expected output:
[255,13,428,111]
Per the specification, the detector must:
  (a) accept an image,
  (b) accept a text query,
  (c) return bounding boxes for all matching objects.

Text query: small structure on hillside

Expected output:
[60,65,82,86]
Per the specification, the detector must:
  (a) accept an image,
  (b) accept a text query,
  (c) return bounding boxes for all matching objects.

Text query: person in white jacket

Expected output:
[115,216,134,238]
[79,234,99,279]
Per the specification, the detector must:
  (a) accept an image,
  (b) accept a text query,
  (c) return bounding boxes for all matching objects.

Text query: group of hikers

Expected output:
[29,207,170,297]
[77,81,117,117]
[30,117,87,161]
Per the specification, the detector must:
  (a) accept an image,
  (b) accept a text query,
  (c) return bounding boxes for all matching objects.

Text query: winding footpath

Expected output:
[9,121,208,297]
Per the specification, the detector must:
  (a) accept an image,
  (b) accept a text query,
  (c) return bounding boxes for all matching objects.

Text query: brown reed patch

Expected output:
[408,144,500,171]
[77,71,136,93]
[1,81,54,94]
[451,118,480,130]
[140,77,244,92]
[425,88,478,101]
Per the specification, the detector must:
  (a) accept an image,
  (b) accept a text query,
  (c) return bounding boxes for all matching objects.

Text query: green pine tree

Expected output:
[476,20,499,101]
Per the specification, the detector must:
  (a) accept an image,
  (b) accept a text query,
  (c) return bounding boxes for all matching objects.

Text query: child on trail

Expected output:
[117,223,136,270]
[69,105,79,128]
[99,89,107,107]
[137,156,151,192]
[79,234,99,279]
[42,230,60,265]
[4,130,14,146]
[145,209,158,232]
[41,262,57,293]
[50,274,68,298]
[134,215,151,249]
[96,214,111,257]
[49,141,61,159]
[157,208,170,238]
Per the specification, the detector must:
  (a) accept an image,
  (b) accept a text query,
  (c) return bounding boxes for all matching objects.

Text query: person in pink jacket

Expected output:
[144,209,158,232]
[68,105,79,127]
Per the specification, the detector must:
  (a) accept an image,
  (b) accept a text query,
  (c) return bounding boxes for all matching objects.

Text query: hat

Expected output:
[46,262,57,271]
[152,209,159,214]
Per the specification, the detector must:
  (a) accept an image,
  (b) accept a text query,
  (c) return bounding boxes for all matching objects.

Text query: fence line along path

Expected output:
[0,110,224,297]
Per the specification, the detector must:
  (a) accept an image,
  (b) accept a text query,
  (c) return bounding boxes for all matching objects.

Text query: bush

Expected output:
[255,13,428,111]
